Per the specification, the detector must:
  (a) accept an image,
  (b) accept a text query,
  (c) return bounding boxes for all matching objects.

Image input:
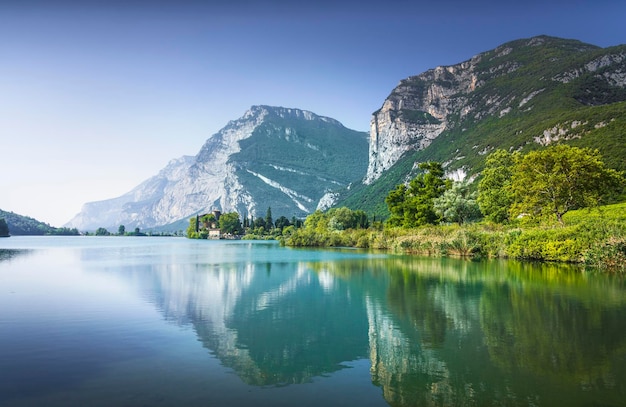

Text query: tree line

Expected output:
[385,144,623,228]
[186,207,305,239]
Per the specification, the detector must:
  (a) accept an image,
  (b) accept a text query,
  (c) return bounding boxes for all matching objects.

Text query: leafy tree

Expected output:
[274,216,291,232]
[385,162,451,228]
[201,214,217,229]
[304,210,330,234]
[0,218,9,237]
[95,227,110,236]
[510,144,624,223]
[352,210,370,229]
[118,225,126,235]
[434,180,481,224]
[186,217,199,238]
[477,149,516,223]
[253,217,267,229]
[327,207,355,231]
[327,207,370,230]
[219,212,243,235]
[385,184,408,227]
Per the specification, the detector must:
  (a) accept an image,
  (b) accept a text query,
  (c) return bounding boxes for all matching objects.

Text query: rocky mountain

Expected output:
[66,106,368,231]
[341,35,626,217]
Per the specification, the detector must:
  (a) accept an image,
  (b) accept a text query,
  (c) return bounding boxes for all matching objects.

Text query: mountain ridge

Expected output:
[341,35,626,217]
[66,105,368,231]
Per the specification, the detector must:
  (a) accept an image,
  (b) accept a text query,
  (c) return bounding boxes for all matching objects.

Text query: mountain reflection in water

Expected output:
[99,244,626,407]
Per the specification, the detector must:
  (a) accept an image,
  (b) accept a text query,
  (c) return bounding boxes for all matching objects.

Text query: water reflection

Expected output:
[94,244,626,406]
[0,248,32,262]
[101,254,370,386]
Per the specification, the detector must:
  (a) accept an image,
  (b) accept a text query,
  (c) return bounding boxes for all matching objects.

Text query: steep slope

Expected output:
[342,36,626,217]
[66,106,368,231]
[0,209,78,235]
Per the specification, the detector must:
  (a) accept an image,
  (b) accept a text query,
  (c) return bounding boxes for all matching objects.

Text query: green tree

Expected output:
[0,218,10,237]
[434,180,481,224]
[385,162,450,228]
[118,225,126,235]
[201,213,217,229]
[219,212,243,235]
[265,207,273,231]
[274,216,291,232]
[95,227,110,236]
[510,144,624,223]
[477,149,516,223]
[186,217,199,238]
[327,207,370,230]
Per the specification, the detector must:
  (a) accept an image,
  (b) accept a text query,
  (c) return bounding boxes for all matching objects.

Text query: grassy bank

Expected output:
[283,202,626,273]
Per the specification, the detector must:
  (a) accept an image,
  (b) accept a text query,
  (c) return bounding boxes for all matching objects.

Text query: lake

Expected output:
[1,236,625,406]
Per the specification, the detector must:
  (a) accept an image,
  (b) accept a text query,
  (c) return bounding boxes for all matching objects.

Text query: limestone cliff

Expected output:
[66,106,368,231]
[364,35,626,184]
[343,36,626,217]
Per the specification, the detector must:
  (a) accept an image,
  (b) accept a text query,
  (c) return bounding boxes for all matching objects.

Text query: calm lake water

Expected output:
[1,236,625,407]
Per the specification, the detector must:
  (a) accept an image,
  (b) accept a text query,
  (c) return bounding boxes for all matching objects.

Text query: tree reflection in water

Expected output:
[107,248,626,406]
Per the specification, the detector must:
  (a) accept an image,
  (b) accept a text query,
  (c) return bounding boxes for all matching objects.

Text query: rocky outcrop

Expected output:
[66,106,368,231]
[364,57,482,184]
[363,36,626,185]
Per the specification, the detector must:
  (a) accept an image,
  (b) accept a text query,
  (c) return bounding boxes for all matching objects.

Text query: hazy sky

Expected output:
[1,0,624,227]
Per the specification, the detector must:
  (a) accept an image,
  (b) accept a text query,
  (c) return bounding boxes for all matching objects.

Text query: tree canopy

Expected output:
[385,162,451,228]
[478,145,624,224]
[219,212,243,235]
[477,149,516,223]
[434,180,481,225]
[0,218,10,237]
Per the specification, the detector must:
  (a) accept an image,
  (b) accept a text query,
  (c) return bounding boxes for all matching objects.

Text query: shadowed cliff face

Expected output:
[66,105,368,231]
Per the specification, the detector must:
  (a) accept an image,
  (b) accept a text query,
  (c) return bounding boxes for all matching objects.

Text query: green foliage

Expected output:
[0,209,78,235]
[0,218,9,237]
[274,216,291,231]
[434,180,481,224]
[95,227,110,236]
[336,38,626,217]
[231,108,368,217]
[186,217,198,238]
[219,212,243,235]
[385,162,451,228]
[510,145,624,223]
[265,207,273,231]
[477,150,516,223]
[283,207,371,247]
[118,225,126,235]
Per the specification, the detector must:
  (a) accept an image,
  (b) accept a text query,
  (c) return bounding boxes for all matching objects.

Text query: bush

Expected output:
[584,237,626,272]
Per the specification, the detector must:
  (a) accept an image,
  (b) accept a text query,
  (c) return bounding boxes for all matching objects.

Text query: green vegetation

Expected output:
[285,146,626,273]
[0,209,79,235]
[510,145,623,223]
[337,38,626,216]
[186,208,304,240]
[231,107,368,217]
[385,162,450,227]
[0,218,9,237]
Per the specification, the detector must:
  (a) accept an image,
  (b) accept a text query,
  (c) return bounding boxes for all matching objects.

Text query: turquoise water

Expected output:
[1,236,625,406]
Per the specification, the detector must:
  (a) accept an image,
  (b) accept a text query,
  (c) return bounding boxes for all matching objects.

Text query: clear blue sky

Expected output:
[1,0,624,226]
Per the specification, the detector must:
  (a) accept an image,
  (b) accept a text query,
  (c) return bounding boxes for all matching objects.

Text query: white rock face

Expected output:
[66,107,268,231]
[364,57,482,184]
[65,105,367,231]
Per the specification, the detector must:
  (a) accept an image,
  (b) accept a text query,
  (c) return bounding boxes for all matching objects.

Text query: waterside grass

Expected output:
[283,202,626,273]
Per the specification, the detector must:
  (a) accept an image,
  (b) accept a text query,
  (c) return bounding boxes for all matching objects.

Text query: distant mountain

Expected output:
[66,106,368,231]
[340,35,626,217]
[0,209,78,235]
